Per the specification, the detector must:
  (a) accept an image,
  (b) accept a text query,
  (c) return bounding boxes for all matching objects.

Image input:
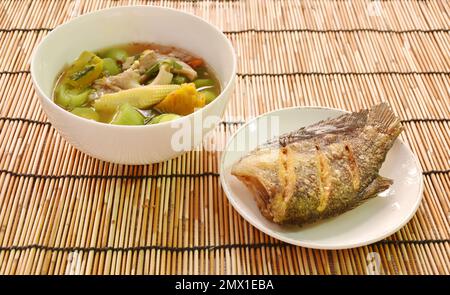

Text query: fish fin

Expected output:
[342,176,393,212]
[276,103,402,147]
[359,175,393,200]
[278,110,369,146]
[306,109,368,132]
[367,102,404,136]
[276,108,369,146]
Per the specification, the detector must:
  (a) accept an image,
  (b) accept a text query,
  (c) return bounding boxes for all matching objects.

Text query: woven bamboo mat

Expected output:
[0,0,449,275]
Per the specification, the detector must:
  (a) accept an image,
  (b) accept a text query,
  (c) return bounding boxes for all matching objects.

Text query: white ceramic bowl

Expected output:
[31,6,236,164]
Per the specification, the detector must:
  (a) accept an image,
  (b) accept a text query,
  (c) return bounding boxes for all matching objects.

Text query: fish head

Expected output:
[231,147,282,219]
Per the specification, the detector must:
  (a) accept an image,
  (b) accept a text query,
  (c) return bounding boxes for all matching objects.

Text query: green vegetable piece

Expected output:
[70,66,95,81]
[110,103,145,125]
[102,58,121,76]
[71,107,100,121]
[170,60,183,70]
[148,113,181,124]
[144,62,160,79]
[193,78,215,88]
[54,84,90,109]
[200,89,218,104]
[64,51,103,89]
[195,67,208,76]
[143,60,182,82]
[172,75,187,85]
[161,59,182,70]
[104,48,128,63]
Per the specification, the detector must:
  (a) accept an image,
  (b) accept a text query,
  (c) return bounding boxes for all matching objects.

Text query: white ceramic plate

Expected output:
[220,107,423,249]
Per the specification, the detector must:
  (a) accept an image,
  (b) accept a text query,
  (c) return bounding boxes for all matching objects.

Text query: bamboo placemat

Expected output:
[0,0,449,275]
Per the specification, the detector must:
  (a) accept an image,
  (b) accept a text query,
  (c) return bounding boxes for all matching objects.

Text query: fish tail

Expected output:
[367,102,403,137]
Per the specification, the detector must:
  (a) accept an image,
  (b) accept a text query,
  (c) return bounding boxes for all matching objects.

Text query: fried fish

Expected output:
[231,103,403,225]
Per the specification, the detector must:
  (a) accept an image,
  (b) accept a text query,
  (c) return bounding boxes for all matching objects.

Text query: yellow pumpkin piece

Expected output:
[155,83,205,116]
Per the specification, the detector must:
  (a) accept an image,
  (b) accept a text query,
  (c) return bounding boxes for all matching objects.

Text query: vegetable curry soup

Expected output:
[53,43,221,125]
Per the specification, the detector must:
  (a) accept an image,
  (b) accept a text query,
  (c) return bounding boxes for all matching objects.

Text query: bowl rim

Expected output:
[30,5,237,129]
[219,105,424,249]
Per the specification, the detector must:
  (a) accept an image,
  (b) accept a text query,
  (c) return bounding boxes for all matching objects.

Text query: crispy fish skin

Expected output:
[231,103,403,225]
